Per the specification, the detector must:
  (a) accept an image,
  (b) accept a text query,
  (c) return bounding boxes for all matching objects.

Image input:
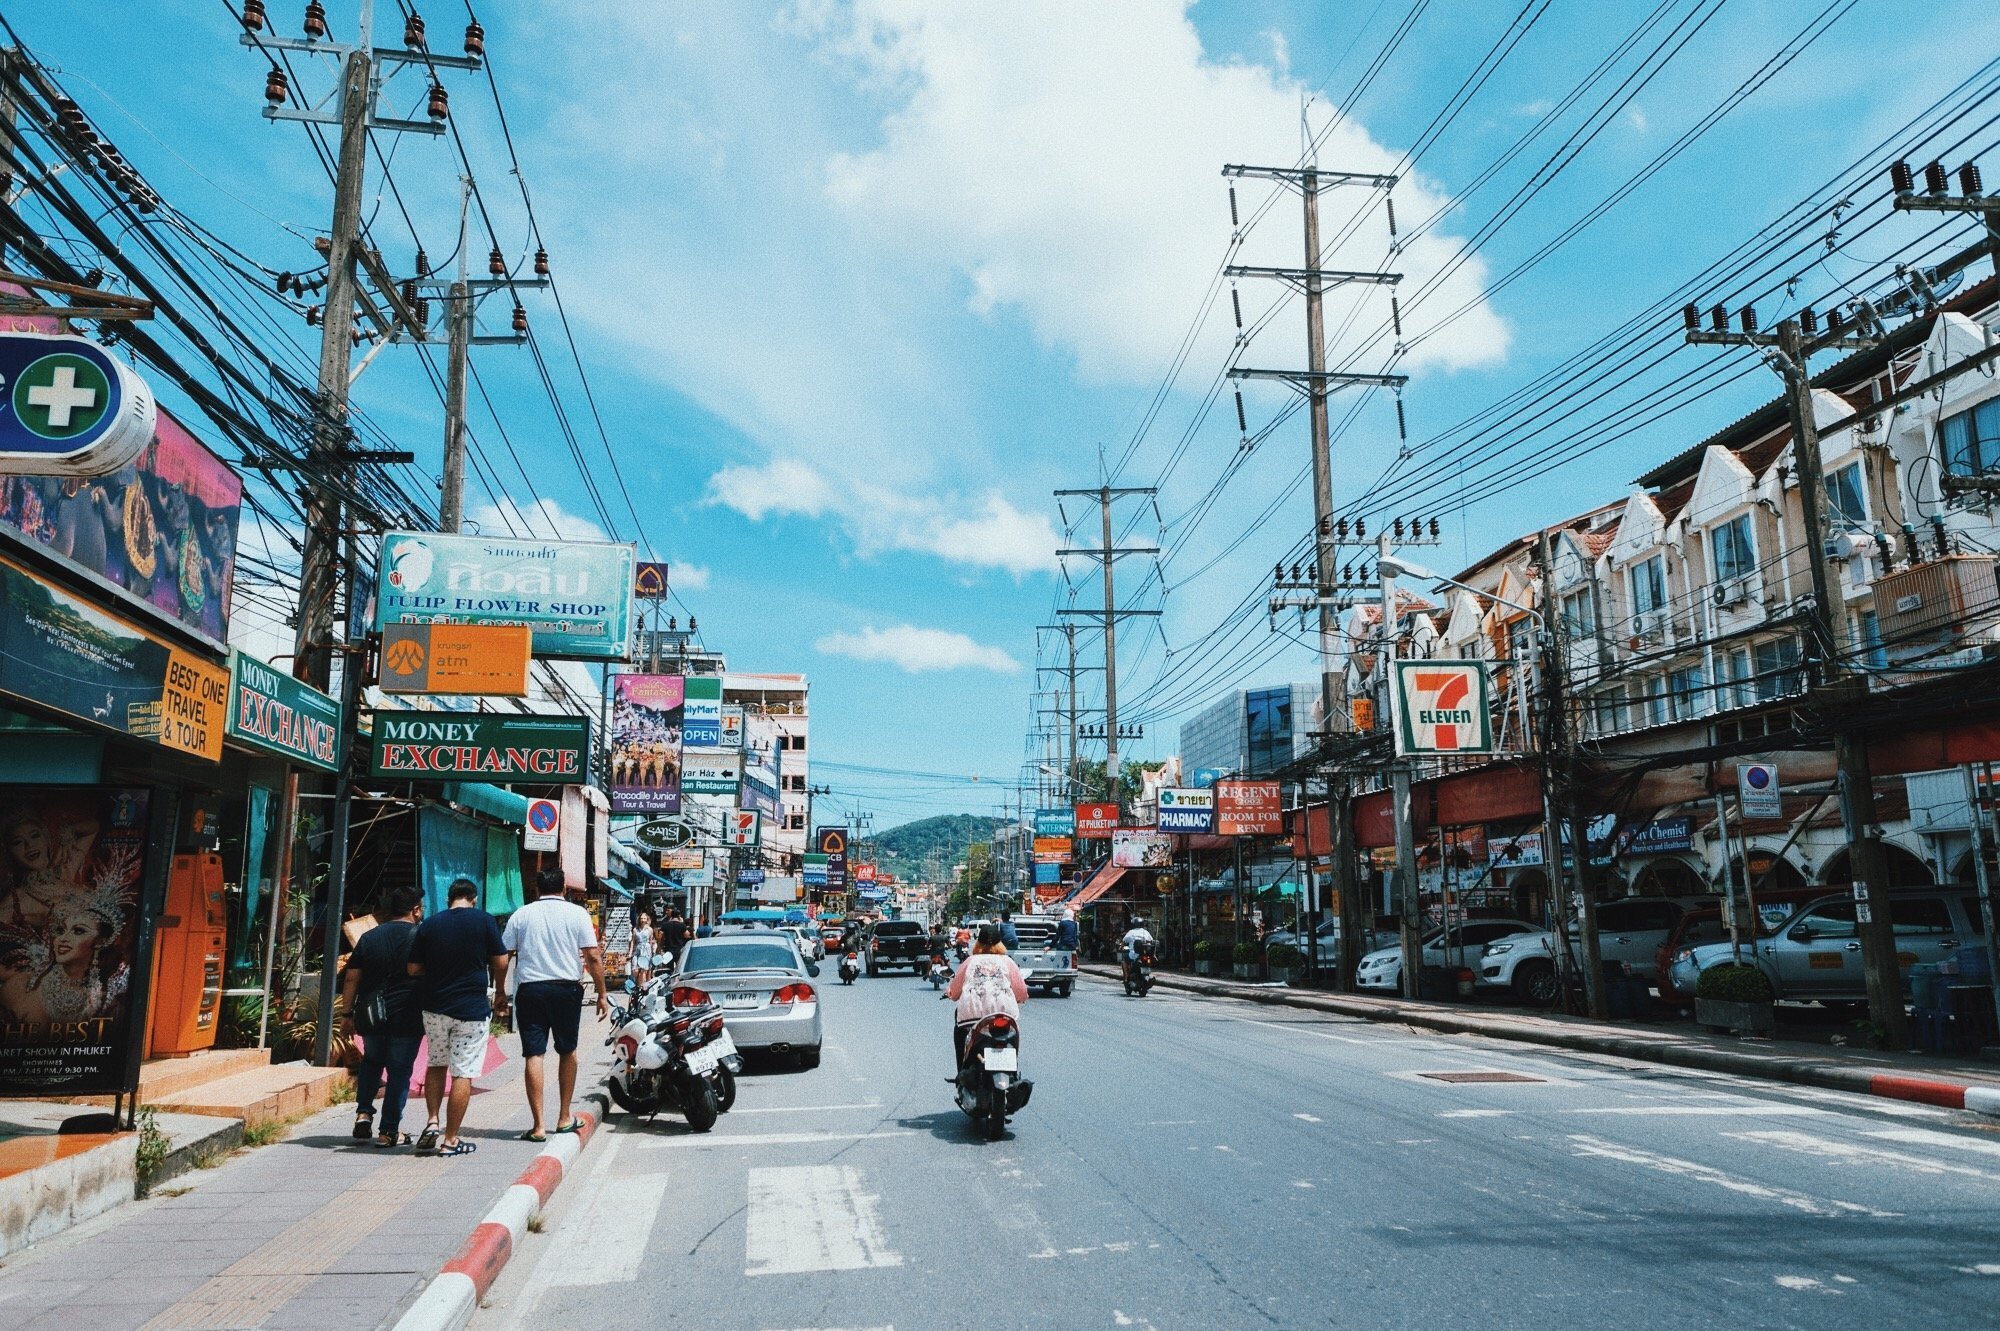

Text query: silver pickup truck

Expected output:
[1008,917,1078,998]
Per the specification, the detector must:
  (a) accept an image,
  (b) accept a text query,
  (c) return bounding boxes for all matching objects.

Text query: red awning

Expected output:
[1071,863,1132,905]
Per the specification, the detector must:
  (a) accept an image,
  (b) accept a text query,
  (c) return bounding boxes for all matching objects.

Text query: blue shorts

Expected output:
[515,980,584,1057]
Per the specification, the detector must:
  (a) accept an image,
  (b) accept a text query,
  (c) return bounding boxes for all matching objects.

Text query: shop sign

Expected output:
[633,818,694,852]
[523,797,560,852]
[633,561,670,599]
[1616,815,1694,856]
[1490,829,1543,869]
[1390,660,1494,756]
[741,714,781,817]
[1111,829,1173,868]
[682,751,741,797]
[679,864,713,887]
[815,826,848,886]
[854,863,878,883]
[0,554,233,761]
[726,810,761,847]
[660,846,703,870]
[1350,697,1376,731]
[737,867,766,884]
[718,705,744,750]
[1214,780,1284,837]
[610,674,683,814]
[375,530,636,660]
[1032,835,1073,864]
[682,676,724,748]
[1034,807,1075,837]
[379,623,531,696]
[803,853,829,886]
[0,332,157,478]
[1074,801,1119,838]
[1191,768,1226,789]
[365,711,590,781]
[1034,862,1061,885]
[1156,787,1214,834]
[1738,763,1782,819]
[0,787,156,1097]
[226,650,341,772]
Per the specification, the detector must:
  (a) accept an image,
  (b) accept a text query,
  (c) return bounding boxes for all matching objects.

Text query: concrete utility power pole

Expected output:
[1055,486,1160,809]
[1536,530,1606,1019]
[1377,533,1422,995]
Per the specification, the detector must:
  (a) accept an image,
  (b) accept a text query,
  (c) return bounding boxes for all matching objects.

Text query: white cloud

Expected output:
[467,496,609,542]
[816,624,1022,674]
[1626,105,1650,134]
[705,458,1058,576]
[670,563,713,591]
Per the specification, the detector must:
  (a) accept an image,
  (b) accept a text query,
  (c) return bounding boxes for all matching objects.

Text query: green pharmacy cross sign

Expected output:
[0,332,158,476]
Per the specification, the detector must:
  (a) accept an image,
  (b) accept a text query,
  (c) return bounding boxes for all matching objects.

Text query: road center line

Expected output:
[1567,1134,1899,1217]
[729,1102,885,1114]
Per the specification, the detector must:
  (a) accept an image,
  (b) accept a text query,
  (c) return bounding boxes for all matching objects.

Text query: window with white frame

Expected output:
[1939,397,2000,480]
[1632,678,1669,727]
[1668,665,1708,721]
[1629,556,1666,625]
[1710,513,1756,584]
[1722,646,1755,710]
[1560,589,1597,642]
[1829,462,1867,526]
[1591,691,1627,737]
[1855,609,1888,670]
[1752,636,1803,700]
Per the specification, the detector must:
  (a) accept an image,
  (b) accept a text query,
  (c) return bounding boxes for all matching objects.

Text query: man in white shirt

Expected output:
[1120,919,1156,987]
[500,870,609,1140]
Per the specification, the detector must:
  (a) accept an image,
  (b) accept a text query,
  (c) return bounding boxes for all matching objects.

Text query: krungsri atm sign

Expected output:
[365,711,591,782]
[1390,661,1494,757]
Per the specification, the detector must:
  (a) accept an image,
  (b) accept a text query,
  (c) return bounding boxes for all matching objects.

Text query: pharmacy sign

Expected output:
[1390,660,1494,756]
[0,332,157,476]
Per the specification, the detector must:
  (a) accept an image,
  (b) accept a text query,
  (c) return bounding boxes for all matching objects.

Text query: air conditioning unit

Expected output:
[1872,554,2000,644]
[1713,579,1751,610]
[1626,612,1664,649]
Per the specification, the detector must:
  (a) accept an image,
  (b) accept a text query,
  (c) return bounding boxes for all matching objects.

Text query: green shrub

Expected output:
[1696,963,1774,1004]
[1193,939,1212,957]
[1232,941,1262,966]
[1266,942,1302,968]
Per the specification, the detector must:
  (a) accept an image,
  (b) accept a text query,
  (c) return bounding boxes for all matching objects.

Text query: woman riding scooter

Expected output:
[946,924,1027,1068]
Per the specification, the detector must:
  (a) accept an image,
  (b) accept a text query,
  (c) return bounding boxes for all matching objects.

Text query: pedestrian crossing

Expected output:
[745,1165,903,1276]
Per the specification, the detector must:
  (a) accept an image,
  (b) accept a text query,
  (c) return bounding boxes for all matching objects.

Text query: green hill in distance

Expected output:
[859,813,1008,884]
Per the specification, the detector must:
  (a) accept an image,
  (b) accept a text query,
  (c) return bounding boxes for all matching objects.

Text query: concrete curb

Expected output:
[389,1087,610,1331]
[1084,967,2000,1120]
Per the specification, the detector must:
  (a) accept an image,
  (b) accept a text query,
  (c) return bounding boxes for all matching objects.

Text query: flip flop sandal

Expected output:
[414,1124,442,1155]
[440,1141,477,1158]
[552,1122,583,1135]
[352,1114,373,1140]
[518,1130,547,1143]
[375,1132,412,1149]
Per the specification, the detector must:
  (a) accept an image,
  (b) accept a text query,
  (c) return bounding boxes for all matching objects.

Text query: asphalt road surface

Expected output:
[476,971,2000,1330]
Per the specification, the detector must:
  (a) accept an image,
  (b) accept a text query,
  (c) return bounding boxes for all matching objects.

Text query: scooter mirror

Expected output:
[623,978,636,993]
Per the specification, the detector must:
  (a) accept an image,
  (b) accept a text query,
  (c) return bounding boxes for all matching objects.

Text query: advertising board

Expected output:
[610,674,683,814]
[1213,780,1284,837]
[1390,661,1494,756]
[365,712,590,781]
[375,530,636,660]
[1156,787,1214,834]
[378,623,531,696]
[1074,802,1119,839]
[1111,829,1173,868]
[225,651,341,772]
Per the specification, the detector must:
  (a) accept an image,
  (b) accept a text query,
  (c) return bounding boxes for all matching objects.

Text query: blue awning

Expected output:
[443,782,531,826]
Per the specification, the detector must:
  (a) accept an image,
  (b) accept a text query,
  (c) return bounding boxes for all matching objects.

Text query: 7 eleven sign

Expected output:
[726,810,762,847]
[1390,660,1494,756]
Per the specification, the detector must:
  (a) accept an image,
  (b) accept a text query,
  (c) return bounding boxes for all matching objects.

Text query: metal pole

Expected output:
[1302,169,1344,748]
[1963,763,2000,1019]
[1100,487,1121,808]
[312,530,363,1067]
[1713,788,1742,966]
[1381,534,1421,995]
[257,770,299,1049]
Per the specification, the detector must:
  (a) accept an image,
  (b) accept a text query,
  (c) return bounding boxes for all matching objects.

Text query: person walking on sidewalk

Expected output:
[408,878,508,1158]
[502,870,609,1142]
[339,885,424,1148]
[658,906,689,974]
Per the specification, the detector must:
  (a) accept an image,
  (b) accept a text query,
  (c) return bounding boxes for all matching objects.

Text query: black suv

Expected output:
[866,919,929,976]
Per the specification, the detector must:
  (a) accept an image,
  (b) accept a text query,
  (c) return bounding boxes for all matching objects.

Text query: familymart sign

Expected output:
[1390,660,1494,757]
[365,711,591,782]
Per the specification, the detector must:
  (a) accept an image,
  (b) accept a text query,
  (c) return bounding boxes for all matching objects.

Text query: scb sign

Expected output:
[1390,660,1494,756]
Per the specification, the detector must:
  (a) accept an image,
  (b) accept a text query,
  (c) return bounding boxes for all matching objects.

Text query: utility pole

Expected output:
[1378,533,1422,995]
[1686,304,1906,1046]
[1055,486,1160,810]
[1537,530,1605,1019]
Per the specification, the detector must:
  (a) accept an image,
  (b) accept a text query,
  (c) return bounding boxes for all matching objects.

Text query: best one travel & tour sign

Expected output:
[374,531,636,661]
[365,711,590,781]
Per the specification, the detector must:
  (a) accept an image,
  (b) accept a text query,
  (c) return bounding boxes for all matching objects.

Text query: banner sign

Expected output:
[1738,763,1782,820]
[225,651,341,772]
[660,846,703,870]
[633,819,694,852]
[679,864,713,887]
[1156,787,1214,834]
[726,810,761,847]
[1074,802,1119,839]
[1034,862,1061,886]
[0,555,230,761]
[1214,780,1284,837]
[633,561,670,599]
[718,705,744,751]
[1191,768,1227,789]
[365,711,589,781]
[0,786,156,1096]
[611,674,684,814]
[1616,815,1695,856]
[1111,829,1173,868]
[682,676,724,748]
[854,863,878,883]
[523,797,560,852]
[1390,660,1494,756]
[741,714,781,817]
[681,751,741,797]
[1034,807,1075,838]
[379,623,531,696]
[737,867,765,884]
[1032,836,1072,865]
[0,331,156,478]
[1491,829,1543,869]
[803,853,829,886]
[375,531,636,660]
[815,826,849,887]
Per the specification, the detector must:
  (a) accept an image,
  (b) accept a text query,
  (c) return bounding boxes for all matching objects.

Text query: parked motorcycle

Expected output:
[604,982,736,1132]
[838,951,861,985]
[955,1013,1032,1140]
[927,953,951,990]
[1123,941,1157,997]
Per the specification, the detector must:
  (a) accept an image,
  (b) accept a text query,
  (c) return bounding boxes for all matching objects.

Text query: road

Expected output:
[476,971,2000,1330]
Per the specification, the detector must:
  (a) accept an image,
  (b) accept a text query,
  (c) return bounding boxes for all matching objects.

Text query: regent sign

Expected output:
[1390,660,1494,756]
[365,711,590,782]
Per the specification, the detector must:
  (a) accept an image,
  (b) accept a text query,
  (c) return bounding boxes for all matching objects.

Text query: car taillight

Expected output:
[671,986,708,1006]
[773,983,816,1005]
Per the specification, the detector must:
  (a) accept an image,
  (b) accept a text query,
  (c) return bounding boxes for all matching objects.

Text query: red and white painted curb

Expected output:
[1869,1075,2000,1117]
[392,1094,606,1331]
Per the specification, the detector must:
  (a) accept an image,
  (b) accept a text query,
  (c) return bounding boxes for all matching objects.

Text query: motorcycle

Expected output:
[1122,940,1157,997]
[955,1013,1032,1141]
[838,951,861,985]
[926,952,951,990]
[605,981,737,1131]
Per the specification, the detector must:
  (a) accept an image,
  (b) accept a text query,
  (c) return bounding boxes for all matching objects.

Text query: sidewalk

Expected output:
[0,1033,613,1331]
[1085,964,2000,1115]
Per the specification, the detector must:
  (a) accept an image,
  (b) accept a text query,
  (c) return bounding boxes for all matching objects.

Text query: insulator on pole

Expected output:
[303,1,327,39]
[511,304,528,333]
[241,0,267,31]
[464,20,486,58]
[1391,295,1403,338]
[1429,517,1441,540]
[276,271,292,295]
[414,247,429,276]
[1889,159,1914,194]
[1739,306,1758,334]
[1230,285,1243,330]
[1385,197,1398,240]
[1924,160,1949,194]
[1682,303,1700,333]
[1355,518,1365,539]
[264,68,288,105]
[1962,162,1985,197]
[404,13,427,49]
[427,82,449,122]
[1395,396,1407,442]
[488,247,505,277]
[1228,185,1239,228]
[534,247,550,277]
[1233,388,1247,434]
[1710,304,1728,333]
[1799,306,1817,337]
[1392,518,1403,541]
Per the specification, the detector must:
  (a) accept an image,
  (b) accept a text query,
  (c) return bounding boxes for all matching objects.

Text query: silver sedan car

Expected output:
[672,934,824,1070]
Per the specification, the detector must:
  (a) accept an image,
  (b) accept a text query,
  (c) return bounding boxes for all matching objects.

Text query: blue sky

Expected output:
[19,0,2000,828]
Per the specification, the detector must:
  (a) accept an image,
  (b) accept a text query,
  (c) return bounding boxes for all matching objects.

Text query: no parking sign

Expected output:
[523,797,560,852]
[1737,763,1781,820]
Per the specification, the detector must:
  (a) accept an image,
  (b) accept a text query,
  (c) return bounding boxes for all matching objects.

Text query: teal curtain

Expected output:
[485,828,524,916]
[419,806,489,916]
[235,784,274,971]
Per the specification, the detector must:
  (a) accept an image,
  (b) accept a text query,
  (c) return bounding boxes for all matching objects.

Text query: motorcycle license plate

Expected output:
[710,1030,737,1059]
[981,1048,1018,1072]
[720,993,760,1009]
[686,1045,722,1076]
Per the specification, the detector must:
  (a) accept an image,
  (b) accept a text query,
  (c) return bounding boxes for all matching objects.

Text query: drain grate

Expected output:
[1418,1071,1544,1084]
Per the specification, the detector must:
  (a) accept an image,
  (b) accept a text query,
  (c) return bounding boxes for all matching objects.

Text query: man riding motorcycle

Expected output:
[1120,919,1156,989]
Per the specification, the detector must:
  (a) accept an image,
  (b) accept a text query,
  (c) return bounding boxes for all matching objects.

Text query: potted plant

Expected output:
[1232,940,1263,982]
[1694,963,1776,1036]
[1192,939,1213,976]
[1266,941,1304,985]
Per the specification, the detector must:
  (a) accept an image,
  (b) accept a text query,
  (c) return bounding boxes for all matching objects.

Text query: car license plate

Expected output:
[981,1048,1018,1072]
[721,992,760,1009]
[686,1045,722,1076]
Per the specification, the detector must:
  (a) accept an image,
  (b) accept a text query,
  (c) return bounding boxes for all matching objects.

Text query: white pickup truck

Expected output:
[1007,917,1078,998]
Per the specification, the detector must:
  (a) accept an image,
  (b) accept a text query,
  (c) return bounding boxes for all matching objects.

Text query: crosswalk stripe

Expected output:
[547,1172,673,1286]
[1726,1128,2000,1183]
[639,1129,914,1150]
[746,1166,903,1276]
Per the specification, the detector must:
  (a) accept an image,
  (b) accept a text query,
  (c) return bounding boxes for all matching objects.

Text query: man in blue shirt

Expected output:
[408,879,507,1157]
[997,909,1019,950]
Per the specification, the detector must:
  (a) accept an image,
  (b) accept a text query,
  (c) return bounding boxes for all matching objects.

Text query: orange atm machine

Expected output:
[147,853,227,1058]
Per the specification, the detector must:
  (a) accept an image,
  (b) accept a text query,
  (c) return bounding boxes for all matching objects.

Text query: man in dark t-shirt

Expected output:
[657,909,689,972]
[339,886,424,1147]
[408,879,507,1156]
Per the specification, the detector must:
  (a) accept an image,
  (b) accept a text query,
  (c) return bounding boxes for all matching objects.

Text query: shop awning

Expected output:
[443,782,530,826]
[1071,863,1132,905]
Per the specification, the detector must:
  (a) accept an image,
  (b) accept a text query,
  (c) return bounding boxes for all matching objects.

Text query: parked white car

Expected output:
[1479,899,1691,1006]
[1353,920,1542,993]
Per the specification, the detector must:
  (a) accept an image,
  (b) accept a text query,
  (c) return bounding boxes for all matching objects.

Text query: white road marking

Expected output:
[730,1102,884,1115]
[495,1129,651,1327]
[1866,1127,2000,1159]
[1562,1104,1829,1117]
[1437,1109,1515,1119]
[746,1165,903,1276]
[1566,1135,1898,1217]
[1293,1113,1323,1123]
[639,1130,915,1150]
[547,1172,672,1286]
[1775,1275,1840,1293]
[1954,1263,2000,1275]
[1724,1129,2000,1184]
